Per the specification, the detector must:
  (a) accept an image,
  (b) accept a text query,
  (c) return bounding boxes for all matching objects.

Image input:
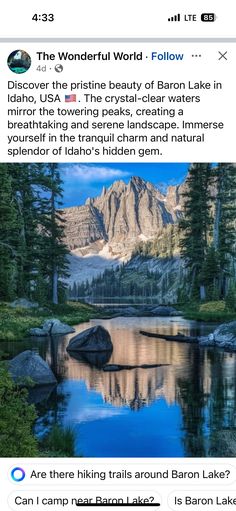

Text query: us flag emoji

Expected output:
[65,94,77,102]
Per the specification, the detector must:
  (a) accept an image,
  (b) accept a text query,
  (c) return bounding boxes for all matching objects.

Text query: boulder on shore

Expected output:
[29,319,75,336]
[9,350,57,386]
[10,298,39,309]
[198,322,236,351]
[67,325,113,353]
[151,305,181,317]
[209,321,236,350]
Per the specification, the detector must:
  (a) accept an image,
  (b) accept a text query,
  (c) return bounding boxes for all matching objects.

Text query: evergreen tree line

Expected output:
[179,163,236,301]
[68,262,183,302]
[132,224,180,259]
[0,163,69,304]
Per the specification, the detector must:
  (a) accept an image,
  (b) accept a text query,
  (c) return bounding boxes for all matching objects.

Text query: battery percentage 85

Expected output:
[201,13,216,22]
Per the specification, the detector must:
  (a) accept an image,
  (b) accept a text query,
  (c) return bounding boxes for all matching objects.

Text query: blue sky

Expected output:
[59,162,190,207]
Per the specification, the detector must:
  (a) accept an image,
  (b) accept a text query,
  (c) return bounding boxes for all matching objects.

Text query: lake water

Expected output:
[4,316,236,457]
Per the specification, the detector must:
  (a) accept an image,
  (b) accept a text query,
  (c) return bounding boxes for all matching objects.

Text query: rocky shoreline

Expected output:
[198,321,236,351]
[6,310,236,407]
[140,321,236,352]
[100,304,183,318]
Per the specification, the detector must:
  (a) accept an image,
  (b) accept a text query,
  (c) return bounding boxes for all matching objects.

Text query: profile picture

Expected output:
[7,49,31,74]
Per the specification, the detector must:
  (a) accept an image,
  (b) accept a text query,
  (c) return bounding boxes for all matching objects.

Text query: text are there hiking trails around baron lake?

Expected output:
[29,469,230,480]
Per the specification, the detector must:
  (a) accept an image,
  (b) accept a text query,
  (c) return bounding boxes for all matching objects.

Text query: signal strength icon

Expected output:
[168,13,181,22]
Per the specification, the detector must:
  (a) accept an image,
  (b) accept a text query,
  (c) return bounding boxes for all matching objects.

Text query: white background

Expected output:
[0,1,235,38]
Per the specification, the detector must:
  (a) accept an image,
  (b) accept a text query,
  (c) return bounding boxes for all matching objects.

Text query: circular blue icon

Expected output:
[11,467,26,482]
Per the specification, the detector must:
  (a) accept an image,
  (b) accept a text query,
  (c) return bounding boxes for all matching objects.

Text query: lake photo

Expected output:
[0,162,236,457]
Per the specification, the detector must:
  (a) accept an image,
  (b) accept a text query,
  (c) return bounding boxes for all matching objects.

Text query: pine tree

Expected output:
[200,244,220,300]
[179,163,214,300]
[0,165,18,300]
[213,163,236,297]
[0,163,69,304]
[9,164,43,298]
[39,164,69,304]
[225,283,236,311]
[72,282,77,298]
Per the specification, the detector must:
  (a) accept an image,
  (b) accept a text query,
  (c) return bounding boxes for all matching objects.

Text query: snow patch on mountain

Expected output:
[67,242,125,285]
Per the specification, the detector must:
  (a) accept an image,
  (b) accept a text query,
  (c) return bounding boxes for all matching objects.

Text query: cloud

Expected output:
[61,164,130,182]
[75,407,127,423]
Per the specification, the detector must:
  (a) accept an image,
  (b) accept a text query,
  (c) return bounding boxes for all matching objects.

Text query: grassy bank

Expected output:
[39,425,78,457]
[1,298,236,343]
[182,301,236,322]
[0,301,101,342]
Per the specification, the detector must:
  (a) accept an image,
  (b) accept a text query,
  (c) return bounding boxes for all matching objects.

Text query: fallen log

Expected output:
[103,363,169,372]
[139,330,198,343]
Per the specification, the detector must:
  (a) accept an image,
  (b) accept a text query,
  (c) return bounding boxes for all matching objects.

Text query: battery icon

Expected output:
[201,13,216,22]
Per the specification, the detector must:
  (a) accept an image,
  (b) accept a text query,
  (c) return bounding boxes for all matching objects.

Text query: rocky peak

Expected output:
[107,179,126,195]
[62,176,185,257]
[166,185,181,209]
[129,175,147,191]
[166,182,187,212]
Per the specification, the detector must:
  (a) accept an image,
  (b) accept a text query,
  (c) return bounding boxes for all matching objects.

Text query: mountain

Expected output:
[62,177,185,274]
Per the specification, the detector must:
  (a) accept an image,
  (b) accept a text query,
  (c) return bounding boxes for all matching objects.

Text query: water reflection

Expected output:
[3,316,236,456]
[69,350,112,369]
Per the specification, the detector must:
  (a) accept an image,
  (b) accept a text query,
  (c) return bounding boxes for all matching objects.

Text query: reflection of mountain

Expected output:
[45,319,194,410]
[42,317,236,456]
[66,362,169,411]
